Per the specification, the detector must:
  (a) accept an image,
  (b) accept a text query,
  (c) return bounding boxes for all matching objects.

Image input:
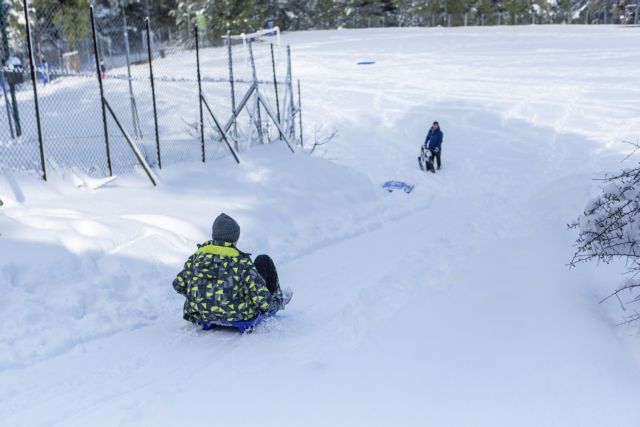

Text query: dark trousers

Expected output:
[429,148,441,169]
[254,254,279,294]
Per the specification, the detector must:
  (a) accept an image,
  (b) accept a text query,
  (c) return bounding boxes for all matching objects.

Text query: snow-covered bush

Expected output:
[571,164,640,324]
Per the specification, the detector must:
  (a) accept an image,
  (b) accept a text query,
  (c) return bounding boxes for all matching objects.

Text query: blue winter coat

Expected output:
[425,128,443,150]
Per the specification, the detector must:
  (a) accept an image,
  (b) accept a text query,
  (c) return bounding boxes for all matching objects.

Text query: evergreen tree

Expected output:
[476,0,493,14]
[556,0,572,22]
[392,0,428,26]
[345,0,395,27]
[424,0,442,25]
[49,0,91,48]
[444,0,466,24]
[312,0,345,28]
[2,0,25,54]
[503,0,529,23]
[281,0,313,30]
[170,0,275,43]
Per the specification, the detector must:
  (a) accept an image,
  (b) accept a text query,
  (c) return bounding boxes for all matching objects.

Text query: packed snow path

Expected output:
[2,26,640,426]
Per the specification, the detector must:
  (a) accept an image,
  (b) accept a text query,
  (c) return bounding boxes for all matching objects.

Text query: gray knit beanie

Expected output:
[211,213,240,243]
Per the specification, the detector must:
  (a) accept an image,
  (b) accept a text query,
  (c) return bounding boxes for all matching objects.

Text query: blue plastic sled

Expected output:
[382,180,414,194]
[357,61,376,65]
[197,313,271,333]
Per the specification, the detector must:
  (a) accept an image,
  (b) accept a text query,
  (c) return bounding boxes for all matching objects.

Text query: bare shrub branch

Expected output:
[309,126,338,154]
[571,141,640,324]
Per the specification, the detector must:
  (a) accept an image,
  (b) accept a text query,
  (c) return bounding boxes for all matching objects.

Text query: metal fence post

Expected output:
[103,99,157,186]
[90,5,112,177]
[226,31,238,148]
[0,4,14,139]
[247,39,263,144]
[145,18,161,169]
[297,80,303,148]
[286,45,296,141]
[0,71,13,138]
[120,0,142,138]
[195,26,205,162]
[22,0,46,180]
[1,3,20,137]
[270,43,282,140]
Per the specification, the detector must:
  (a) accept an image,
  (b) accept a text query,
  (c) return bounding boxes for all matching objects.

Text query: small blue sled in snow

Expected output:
[382,180,414,194]
[197,313,271,333]
[357,60,375,65]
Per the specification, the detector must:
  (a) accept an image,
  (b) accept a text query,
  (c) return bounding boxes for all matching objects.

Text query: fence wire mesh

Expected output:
[0,1,301,180]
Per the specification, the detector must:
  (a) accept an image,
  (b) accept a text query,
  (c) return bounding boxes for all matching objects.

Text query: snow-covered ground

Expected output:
[2,25,640,426]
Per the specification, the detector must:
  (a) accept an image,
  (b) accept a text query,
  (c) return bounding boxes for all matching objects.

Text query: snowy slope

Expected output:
[2,25,640,426]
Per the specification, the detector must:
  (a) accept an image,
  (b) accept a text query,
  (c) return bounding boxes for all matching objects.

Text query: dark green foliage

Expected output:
[5,0,634,48]
[51,0,91,48]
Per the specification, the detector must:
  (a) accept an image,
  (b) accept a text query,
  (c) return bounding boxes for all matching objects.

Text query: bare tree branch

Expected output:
[309,126,338,154]
[620,140,640,163]
[572,143,640,324]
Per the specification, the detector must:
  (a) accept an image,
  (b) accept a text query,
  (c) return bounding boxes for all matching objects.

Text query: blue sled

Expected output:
[382,180,414,194]
[357,61,375,65]
[197,313,271,333]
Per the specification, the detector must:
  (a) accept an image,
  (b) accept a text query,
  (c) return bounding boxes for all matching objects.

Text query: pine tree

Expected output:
[556,0,572,22]
[282,0,313,30]
[312,0,345,28]
[1,0,25,55]
[170,0,275,43]
[345,0,390,27]
[476,0,496,23]
[391,0,421,26]
[49,0,91,48]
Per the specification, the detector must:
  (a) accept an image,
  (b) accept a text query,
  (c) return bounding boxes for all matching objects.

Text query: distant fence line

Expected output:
[0,1,303,184]
[343,8,640,28]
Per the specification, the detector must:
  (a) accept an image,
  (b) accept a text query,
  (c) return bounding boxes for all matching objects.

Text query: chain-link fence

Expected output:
[0,1,302,183]
[345,8,640,28]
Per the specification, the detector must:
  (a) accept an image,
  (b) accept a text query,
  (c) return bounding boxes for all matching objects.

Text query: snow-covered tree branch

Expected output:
[571,143,640,321]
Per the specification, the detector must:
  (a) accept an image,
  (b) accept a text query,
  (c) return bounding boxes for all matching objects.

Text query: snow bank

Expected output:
[0,144,391,368]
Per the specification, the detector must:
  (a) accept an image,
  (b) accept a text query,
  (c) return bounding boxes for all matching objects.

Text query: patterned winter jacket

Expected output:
[173,240,275,323]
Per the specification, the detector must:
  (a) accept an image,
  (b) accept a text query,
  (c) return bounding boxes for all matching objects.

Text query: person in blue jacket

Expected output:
[424,121,443,170]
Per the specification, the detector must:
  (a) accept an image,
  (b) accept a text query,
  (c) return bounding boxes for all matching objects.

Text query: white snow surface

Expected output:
[2,25,640,426]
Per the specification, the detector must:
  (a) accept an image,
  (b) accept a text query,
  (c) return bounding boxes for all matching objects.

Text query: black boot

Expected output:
[254,254,279,294]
